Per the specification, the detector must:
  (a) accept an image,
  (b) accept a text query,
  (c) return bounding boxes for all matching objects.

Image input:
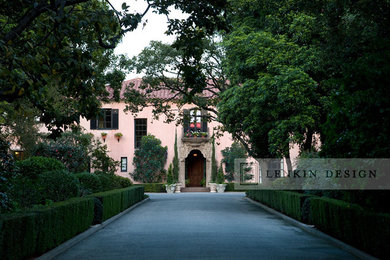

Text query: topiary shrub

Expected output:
[112,175,133,188]
[95,173,112,191]
[75,172,102,194]
[15,156,65,179]
[10,156,65,209]
[9,177,43,209]
[38,170,80,202]
[94,173,131,191]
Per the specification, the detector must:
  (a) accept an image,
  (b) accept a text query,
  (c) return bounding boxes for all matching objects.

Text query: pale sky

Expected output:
[110,0,187,79]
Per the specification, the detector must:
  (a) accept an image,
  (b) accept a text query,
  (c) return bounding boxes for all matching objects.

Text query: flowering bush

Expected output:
[34,142,88,173]
[184,130,208,137]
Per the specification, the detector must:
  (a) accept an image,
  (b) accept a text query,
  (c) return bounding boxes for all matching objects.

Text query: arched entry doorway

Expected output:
[185,150,206,187]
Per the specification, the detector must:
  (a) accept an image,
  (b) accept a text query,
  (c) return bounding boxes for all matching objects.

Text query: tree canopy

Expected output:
[218,0,390,159]
[0,0,228,137]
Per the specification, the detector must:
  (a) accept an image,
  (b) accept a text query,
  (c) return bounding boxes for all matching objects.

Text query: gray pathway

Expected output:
[55,193,358,260]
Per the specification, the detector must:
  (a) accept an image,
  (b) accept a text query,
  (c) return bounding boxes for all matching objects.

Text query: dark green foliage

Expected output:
[91,139,119,175]
[0,197,94,260]
[211,137,217,182]
[216,163,225,184]
[1,0,227,137]
[38,170,80,202]
[0,138,15,212]
[15,156,65,179]
[9,178,43,209]
[75,173,102,194]
[222,142,247,182]
[173,130,180,182]
[224,183,243,192]
[309,197,390,259]
[132,135,167,183]
[220,0,390,159]
[92,197,103,225]
[247,190,390,259]
[246,190,312,222]
[166,164,174,185]
[92,186,144,221]
[10,157,67,209]
[96,173,113,191]
[0,101,40,158]
[95,173,132,192]
[33,130,93,173]
[112,175,133,189]
[33,142,88,173]
[134,183,166,193]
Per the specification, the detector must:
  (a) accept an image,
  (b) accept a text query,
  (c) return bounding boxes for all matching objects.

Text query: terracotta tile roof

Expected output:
[111,78,219,100]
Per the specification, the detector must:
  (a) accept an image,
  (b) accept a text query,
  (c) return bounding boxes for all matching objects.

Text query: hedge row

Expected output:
[0,197,94,260]
[92,186,145,222]
[309,197,390,259]
[134,183,165,193]
[0,186,145,260]
[246,190,390,259]
[246,190,311,222]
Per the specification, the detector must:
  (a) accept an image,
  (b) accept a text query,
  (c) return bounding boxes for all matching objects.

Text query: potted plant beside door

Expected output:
[165,164,176,194]
[216,164,227,193]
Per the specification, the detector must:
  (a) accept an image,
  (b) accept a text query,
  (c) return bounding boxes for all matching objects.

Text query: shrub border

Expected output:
[246,190,383,259]
[0,186,145,260]
[37,197,150,260]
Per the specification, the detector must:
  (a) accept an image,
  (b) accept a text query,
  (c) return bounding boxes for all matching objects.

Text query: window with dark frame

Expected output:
[121,157,127,172]
[134,118,147,148]
[13,151,24,161]
[190,109,202,130]
[90,109,119,130]
[183,109,208,134]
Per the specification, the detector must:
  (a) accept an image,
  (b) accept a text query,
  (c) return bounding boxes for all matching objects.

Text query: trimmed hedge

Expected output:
[309,197,390,259]
[246,190,312,222]
[134,183,165,193]
[0,197,94,260]
[75,172,102,193]
[225,183,235,192]
[92,186,144,222]
[247,190,390,259]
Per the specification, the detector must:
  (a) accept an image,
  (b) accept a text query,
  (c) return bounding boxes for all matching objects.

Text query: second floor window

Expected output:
[90,109,119,130]
[135,118,147,148]
[183,109,208,133]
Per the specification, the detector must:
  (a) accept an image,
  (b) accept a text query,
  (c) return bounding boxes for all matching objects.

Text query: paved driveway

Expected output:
[55,193,357,260]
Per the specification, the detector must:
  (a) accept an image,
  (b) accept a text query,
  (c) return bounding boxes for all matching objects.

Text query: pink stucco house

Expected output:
[79,78,237,187]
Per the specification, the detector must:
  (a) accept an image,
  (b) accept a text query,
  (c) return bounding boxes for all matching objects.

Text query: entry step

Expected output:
[180,187,210,192]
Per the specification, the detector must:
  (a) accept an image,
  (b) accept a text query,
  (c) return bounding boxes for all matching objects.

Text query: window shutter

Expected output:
[112,109,119,129]
[183,109,190,133]
[90,118,97,129]
[201,110,208,133]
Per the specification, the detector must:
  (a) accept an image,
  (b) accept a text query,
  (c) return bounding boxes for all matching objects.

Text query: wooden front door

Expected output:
[187,156,204,187]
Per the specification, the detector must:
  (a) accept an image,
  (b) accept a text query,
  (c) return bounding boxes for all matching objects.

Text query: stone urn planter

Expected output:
[165,184,176,194]
[175,183,182,193]
[209,183,217,193]
[216,184,227,193]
